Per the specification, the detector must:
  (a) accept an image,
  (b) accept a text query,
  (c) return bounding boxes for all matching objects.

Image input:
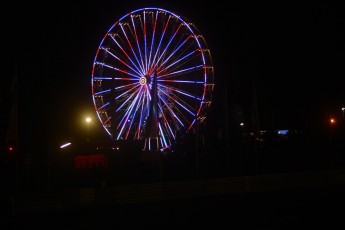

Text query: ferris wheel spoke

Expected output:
[155,32,200,73]
[125,90,146,139]
[158,103,176,139]
[159,64,204,78]
[158,90,192,125]
[158,93,185,129]
[93,89,111,96]
[157,45,194,74]
[170,105,193,128]
[93,77,111,80]
[187,119,197,131]
[152,23,183,71]
[142,12,148,73]
[158,51,196,75]
[102,116,112,126]
[158,84,202,101]
[147,11,159,73]
[116,86,144,139]
[94,61,140,78]
[115,83,140,100]
[149,15,171,74]
[159,79,204,84]
[115,85,141,113]
[97,102,110,111]
[159,88,196,119]
[119,22,146,74]
[93,77,138,83]
[158,122,169,148]
[115,82,138,90]
[100,46,142,77]
[130,15,146,74]
[108,33,144,75]
[135,97,147,139]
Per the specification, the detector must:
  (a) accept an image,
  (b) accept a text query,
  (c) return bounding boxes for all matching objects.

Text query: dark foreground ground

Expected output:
[1,169,345,229]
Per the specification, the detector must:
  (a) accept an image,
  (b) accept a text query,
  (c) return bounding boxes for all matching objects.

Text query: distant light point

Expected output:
[60,142,72,149]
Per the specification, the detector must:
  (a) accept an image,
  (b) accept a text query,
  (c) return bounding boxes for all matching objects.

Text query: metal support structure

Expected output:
[143,71,160,151]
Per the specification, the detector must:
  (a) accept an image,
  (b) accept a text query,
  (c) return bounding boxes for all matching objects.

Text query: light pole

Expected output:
[329,117,336,168]
[342,107,345,117]
[85,117,91,142]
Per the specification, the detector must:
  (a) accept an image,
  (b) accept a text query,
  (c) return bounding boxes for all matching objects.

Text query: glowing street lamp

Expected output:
[342,107,345,117]
[85,117,92,131]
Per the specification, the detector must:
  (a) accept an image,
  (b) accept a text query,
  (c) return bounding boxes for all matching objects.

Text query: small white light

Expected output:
[60,142,71,149]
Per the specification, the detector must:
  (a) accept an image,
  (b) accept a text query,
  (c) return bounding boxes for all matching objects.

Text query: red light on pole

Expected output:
[330,118,336,125]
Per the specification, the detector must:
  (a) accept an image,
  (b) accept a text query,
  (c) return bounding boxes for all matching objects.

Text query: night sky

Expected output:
[3,1,345,155]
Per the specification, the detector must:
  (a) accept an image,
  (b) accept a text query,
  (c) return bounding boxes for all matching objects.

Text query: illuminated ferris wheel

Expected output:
[91,7,214,151]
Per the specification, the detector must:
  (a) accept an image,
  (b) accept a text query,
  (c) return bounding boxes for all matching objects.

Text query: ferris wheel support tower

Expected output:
[143,70,159,151]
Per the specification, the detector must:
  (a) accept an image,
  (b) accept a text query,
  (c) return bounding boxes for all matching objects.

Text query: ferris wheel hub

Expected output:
[139,76,147,85]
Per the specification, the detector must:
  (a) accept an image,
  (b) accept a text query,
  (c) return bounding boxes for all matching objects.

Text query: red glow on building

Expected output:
[74,154,108,169]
